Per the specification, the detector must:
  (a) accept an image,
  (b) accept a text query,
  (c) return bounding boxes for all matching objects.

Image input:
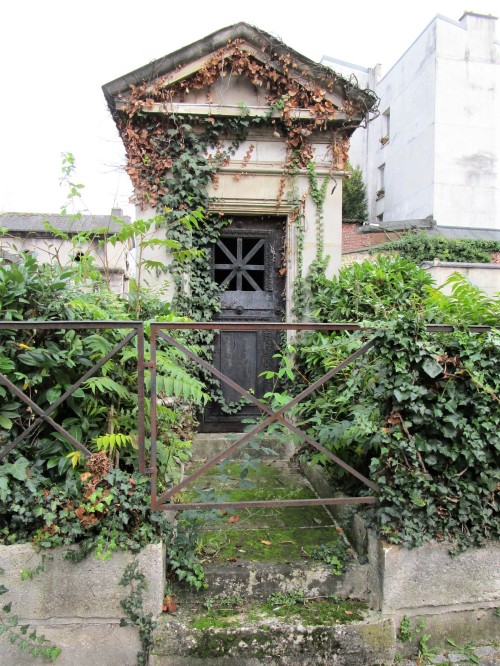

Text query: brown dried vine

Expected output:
[115,36,376,207]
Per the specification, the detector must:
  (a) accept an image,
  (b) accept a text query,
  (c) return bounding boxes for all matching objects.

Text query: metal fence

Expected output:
[0,320,492,513]
[0,321,146,469]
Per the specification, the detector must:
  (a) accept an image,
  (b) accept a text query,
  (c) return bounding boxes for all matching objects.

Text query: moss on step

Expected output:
[183,460,309,491]
[204,503,333,530]
[181,460,336,532]
[189,595,367,631]
[199,526,350,563]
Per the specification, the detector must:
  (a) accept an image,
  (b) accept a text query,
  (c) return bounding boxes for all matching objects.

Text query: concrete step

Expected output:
[171,458,369,601]
[174,559,368,605]
[160,456,380,664]
[151,606,395,665]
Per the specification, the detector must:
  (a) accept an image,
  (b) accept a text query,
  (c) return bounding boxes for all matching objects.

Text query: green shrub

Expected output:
[0,252,209,588]
[377,230,500,264]
[308,254,433,321]
[0,254,206,487]
[293,257,499,550]
[342,163,368,222]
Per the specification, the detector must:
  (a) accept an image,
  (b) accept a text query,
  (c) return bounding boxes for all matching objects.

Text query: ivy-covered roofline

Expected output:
[102,21,378,117]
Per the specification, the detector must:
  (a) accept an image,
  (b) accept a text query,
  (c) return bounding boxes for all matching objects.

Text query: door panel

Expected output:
[219,331,258,403]
[201,217,285,432]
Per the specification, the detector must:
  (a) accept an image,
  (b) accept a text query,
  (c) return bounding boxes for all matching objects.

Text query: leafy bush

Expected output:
[0,452,168,556]
[377,230,500,264]
[308,254,433,321]
[0,254,206,486]
[0,450,206,588]
[368,321,499,550]
[292,256,499,550]
[0,251,211,590]
[342,163,368,222]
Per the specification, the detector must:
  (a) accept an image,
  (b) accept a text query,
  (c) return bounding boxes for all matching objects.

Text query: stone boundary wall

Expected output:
[420,260,500,296]
[301,461,500,647]
[0,542,165,666]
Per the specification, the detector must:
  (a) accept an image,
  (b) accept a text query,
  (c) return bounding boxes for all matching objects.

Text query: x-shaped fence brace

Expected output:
[150,321,492,511]
[150,322,383,512]
[0,321,146,468]
[1,320,491,512]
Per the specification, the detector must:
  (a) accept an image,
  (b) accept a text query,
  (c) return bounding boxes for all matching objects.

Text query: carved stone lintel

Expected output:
[208,197,296,214]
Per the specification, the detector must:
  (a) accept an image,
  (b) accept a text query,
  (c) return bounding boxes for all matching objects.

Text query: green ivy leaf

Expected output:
[0,415,13,430]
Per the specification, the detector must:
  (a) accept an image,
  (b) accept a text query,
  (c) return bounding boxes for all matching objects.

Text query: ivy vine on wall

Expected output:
[112,32,375,307]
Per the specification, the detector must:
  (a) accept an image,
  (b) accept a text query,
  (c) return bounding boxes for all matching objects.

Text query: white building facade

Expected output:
[324,11,500,234]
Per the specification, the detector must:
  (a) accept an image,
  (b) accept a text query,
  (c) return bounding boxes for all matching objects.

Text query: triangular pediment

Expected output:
[103,23,376,122]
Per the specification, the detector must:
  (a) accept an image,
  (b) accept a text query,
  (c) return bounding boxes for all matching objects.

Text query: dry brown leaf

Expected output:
[260,540,272,546]
[162,595,177,613]
[227,515,240,524]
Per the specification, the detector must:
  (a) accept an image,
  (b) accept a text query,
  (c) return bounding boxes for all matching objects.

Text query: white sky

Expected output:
[1,0,498,220]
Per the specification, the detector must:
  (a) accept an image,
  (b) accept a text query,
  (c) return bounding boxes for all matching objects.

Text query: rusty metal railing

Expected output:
[150,322,382,511]
[0,321,146,466]
[2,320,493,513]
[149,321,492,511]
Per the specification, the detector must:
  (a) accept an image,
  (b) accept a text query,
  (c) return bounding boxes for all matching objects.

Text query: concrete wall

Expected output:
[373,20,437,225]
[368,535,500,648]
[434,14,500,230]
[421,260,500,296]
[1,236,131,294]
[302,461,500,648]
[0,542,165,666]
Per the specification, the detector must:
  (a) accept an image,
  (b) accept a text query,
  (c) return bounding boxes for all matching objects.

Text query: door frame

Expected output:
[201,215,286,432]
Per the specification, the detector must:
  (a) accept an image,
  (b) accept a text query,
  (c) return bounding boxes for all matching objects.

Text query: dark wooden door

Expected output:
[201,217,285,432]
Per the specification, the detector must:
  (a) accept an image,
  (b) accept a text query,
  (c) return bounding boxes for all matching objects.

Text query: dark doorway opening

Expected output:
[201,216,286,432]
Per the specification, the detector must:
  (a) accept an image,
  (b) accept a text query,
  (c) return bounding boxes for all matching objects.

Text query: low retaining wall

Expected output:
[302,461,500,647]
[0,541,165,666]
[420,260,500,296]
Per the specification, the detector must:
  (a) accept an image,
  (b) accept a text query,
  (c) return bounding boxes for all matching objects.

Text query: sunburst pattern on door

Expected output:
[214,237,265,291]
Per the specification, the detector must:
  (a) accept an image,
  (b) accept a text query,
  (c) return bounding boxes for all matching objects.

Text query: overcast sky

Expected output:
[1,0,498,220]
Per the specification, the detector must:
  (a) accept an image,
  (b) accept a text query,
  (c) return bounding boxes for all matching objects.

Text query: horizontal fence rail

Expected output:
[150,321,494,512]
[1,319,494,514]
[0,321,145,468]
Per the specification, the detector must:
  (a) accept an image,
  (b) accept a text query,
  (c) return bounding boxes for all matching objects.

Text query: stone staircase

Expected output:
[150,434,396,665]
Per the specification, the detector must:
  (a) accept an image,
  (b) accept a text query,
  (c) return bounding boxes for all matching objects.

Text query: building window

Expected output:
[379,108,390,147]
[376,164,385,199]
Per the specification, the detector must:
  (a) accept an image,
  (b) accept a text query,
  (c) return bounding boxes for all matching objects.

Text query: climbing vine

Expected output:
[306,161,329,262]
[110,30,376,400]
[117,36,376,206]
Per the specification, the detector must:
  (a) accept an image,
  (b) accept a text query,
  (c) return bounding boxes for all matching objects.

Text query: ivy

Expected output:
[291,256,499,551]
[118,38,375,207]
[119,560,156,666]
[377,229,500,264]
[306,161,329,263]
